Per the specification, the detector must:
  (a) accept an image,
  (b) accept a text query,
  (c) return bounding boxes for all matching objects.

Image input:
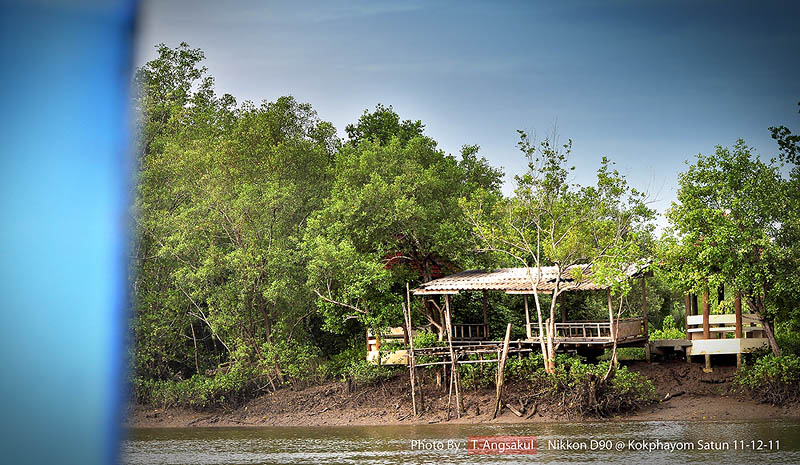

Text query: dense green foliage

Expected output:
[131,43,502,406]
[461,131,656,371]
[649,315,685,340]
[459,353,656,416]
[734,354,800,405]
[660,140,800,354]
[131,43,799,410]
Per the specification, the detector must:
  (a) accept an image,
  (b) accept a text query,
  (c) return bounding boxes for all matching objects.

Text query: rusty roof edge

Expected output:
[413,261,652,293]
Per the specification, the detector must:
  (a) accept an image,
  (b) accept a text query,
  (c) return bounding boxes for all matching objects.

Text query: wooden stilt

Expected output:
[641,276,648,335]
[403,301,417,416]
[492,323,512,419]
[407,284,422,411]
[734,293,743,339]
[607,290,617,366]
[684,294,692,341]
[524,295,531,339]
[735,292,743,370]
[446,362,454,420]
[482,290,490,340]
[702,290,712,372]
[685,293,693,363]
[444,295,461,418]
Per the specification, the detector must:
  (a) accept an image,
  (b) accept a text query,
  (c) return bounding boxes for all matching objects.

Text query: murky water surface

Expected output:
[123,420,800,464]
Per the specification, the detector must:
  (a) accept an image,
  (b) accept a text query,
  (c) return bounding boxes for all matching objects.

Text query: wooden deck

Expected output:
[369,318,649,365]
[685,313,768,356]
[526,317,648,348]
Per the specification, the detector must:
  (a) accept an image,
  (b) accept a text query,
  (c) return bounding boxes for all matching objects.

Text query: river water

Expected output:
[123,420,800,464]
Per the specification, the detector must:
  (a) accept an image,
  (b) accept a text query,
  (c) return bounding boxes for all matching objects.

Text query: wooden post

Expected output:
[702,291,710,339]
[684,294,692,341]
[444,295,461,418]
[446,357,454,420]
[403,301,417,417]
[560,292,566,323]
[492,323,512,419]
[734,293,743,338]
[607,289,615,341]
[482,290,489,340]
[692,294,698,317]
[607,289,617,366]
[641,276,648,335]
[524,295,532,339]
[702,289,713,372]
[408,284,423,410]
[735,293,743,369]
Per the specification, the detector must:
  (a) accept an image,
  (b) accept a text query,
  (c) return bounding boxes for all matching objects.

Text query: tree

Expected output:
[769,101,800,165]
[305,107,503,337]
[345,104,424,147]
[662,140,796,355]
[462,131,654,373]
[132,43,339,383]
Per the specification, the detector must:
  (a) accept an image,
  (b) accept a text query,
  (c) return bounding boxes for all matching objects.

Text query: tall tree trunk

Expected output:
[190,321,200,375]
[747,297,780,356]
[531,284,550,373]
[761,318,781,356]
[261,303,273,344]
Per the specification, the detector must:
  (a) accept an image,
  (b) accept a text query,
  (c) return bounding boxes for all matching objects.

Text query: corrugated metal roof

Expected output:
[413,264,646,294]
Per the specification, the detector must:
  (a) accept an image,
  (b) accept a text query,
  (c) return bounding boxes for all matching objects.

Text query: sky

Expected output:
[134,0,800,230]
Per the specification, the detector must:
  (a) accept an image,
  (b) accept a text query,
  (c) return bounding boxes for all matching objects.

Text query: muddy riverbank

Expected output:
[127,361,799,428]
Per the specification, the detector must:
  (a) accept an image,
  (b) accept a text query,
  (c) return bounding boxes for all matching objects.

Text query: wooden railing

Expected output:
[527,318,645,344]
[686,314,765,339]
[452,323,489,341]
[366,326,407,352]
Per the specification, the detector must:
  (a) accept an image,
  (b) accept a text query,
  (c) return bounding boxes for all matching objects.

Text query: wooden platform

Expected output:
[685,313,768,356]
[526,317,648,348]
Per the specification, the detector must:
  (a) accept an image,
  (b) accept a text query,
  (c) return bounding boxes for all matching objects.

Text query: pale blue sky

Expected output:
[135,1,800,228]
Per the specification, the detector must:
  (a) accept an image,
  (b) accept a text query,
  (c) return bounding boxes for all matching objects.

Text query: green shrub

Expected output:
[413,330,441,348]
[504,352,544,380]
[328,340,366,378]
[734,354,800,405]
[345,359,397,385]
[650,315,685,340]
[327,338,397,386]
[261,340,326,386]
[459,353,498,390]
[458,351,654,416]
[134,361,260,409]
[547,355,656,416]
[505,354,656,416]
[775,322,800,357]
[412,330,442,365]
[599,347,646,361]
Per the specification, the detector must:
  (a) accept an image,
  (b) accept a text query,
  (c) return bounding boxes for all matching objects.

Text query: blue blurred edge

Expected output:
[0,0,137,464]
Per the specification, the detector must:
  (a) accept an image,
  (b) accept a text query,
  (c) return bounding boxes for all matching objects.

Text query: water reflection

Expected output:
[123,420,800,465]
